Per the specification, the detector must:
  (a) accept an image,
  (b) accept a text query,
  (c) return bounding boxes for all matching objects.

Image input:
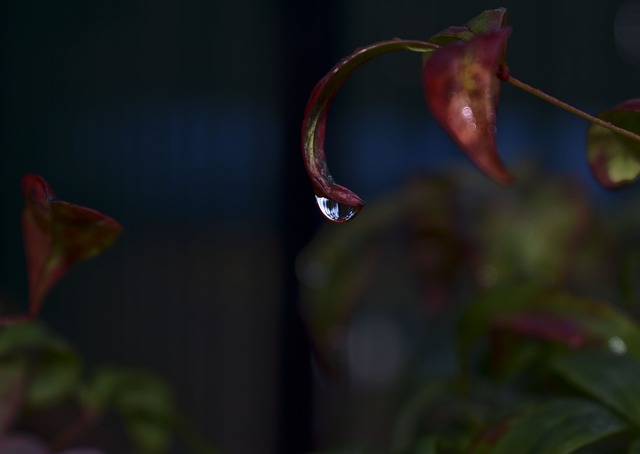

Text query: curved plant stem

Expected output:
[507,75,640,143]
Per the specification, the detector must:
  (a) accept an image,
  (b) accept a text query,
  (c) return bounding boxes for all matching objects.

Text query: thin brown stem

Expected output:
[507,75,640,143]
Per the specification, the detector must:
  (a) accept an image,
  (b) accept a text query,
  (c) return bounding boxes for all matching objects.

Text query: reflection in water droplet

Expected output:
[315,196,360,222]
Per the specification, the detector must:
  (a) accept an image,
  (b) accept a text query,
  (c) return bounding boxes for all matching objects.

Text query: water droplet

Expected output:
[315,195,360,222]
[609,336,627,355]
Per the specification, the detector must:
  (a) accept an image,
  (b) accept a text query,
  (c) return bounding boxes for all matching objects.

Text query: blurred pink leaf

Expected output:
[587,99,640,188]
[0,175,122,324]
[492,312,586,348]
[422,29,514,184]
[0,435,49,454]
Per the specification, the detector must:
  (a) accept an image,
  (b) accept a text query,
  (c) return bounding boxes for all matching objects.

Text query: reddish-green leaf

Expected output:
[587,100,640,188]
[465,8,508,36]
[1,175,121,324]
[422,29,514,184]
[302,40,437,222]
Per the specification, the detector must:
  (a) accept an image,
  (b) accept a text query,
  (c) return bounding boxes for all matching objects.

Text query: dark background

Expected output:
[1,1,639,453]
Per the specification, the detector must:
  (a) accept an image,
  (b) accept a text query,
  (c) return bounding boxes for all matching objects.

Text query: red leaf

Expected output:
[422,28,514,184]
[302,39,437,222]
[1,175,122,324]
[492,312,587,348]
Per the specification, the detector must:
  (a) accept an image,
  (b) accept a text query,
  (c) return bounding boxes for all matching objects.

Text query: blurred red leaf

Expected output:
[0,175,121,324]
[492,312,586,348]
[587,99,640,188]
[422,28,513,184]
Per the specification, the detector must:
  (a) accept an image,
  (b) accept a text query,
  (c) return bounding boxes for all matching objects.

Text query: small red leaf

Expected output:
[1,175,122,324]
[492,312,586,348]
[587,99,640,188]
[422,29,514,184]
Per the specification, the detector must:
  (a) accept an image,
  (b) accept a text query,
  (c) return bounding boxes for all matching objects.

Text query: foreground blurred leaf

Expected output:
[24,338,81,410]
[81,368,176,454]
[0,324,82,411]
[458,286,640,373]
[422,29,513,184]
[0,175,122,324]
[587,100,640,188]
[490,398,627,454]
[552,351,640,428]
[0,362,26,434]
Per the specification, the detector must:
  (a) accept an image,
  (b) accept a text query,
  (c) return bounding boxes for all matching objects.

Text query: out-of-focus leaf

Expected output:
[587,100,640,188]
[629,439,640,453]
[25,338,81,410]
[81,368,176,454]
[490,398,627,454]
[0,321,50,355]
[552,351,640,428]
[302,40,436,222]
[458,286,640,372]
[1,175,121,324]
[61,449,106,454]
[0,435,49,454]
[422,29,513,184]
[0,323,81,411]
[413,436,438,454]
[0,362,26,434]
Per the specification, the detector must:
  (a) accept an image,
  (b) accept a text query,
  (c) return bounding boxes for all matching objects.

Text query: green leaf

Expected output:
[0,324,50,355]
[490,398,627,454]
[413,436,439,454]
[587,100,640,188]
[82,368,176,454]
[552,351,640,428]
[629,438,640,454]
[24,338,81,410]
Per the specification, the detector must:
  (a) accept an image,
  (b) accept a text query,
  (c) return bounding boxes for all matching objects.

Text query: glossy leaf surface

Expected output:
[587,100,640,188]
[552,351,640,428]
[2,175,122,323]
[490,398,627,454]
[422,29,513,184]
[302,40,436,222]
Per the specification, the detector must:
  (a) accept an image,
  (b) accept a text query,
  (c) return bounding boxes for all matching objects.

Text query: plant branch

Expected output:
[506,75,640,143]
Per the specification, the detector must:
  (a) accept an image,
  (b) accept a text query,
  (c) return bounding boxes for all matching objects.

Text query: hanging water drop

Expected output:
[315,195,360,222]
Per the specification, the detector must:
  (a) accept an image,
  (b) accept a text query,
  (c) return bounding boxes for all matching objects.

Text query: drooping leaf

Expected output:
[422,29,514,184]
[1,175,122,324]
[302,40,437,222]
[587,100,640,188]
[552,351,640,428]
[490,398,627,454]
